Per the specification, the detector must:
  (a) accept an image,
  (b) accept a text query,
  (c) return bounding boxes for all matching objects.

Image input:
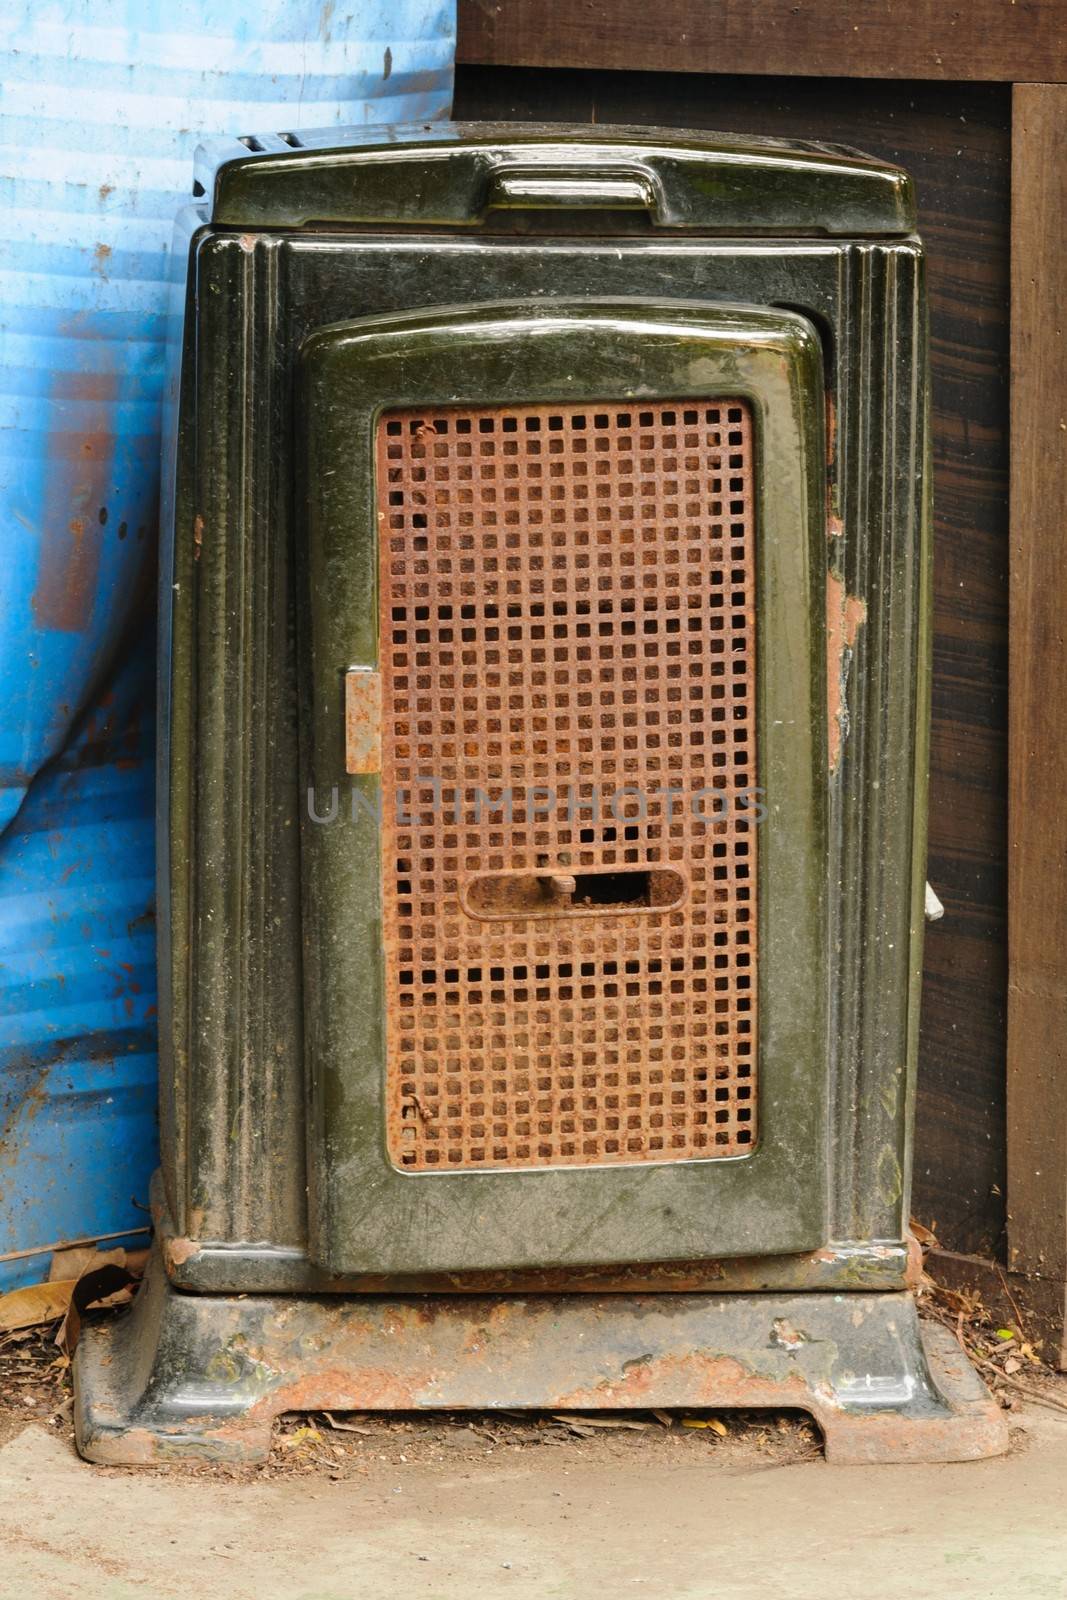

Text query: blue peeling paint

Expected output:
[0,0,455,830]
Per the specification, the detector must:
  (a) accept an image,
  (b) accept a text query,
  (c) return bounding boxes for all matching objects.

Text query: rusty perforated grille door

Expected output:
[377,398,757,1172]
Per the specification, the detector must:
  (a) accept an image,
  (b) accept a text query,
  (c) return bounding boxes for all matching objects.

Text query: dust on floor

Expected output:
[5,1303,1067,1600]
[2,1405,1067,1600]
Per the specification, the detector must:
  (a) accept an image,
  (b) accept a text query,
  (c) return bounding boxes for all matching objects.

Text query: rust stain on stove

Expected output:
[162,1233,202,1270]
[555,1349,815,1412]
[827,570,867,771]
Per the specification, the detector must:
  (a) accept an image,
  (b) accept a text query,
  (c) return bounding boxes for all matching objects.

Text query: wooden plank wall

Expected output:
[1008,85,1067,1295]
[457,2,1067,83]
[454,66,1012,1255]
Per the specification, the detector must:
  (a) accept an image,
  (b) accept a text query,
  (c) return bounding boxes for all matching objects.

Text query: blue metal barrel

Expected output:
[0,634,157,1291]
[0,1,455,1286]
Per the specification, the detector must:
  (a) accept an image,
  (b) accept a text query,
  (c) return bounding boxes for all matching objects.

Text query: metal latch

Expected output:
[344,667,381,774]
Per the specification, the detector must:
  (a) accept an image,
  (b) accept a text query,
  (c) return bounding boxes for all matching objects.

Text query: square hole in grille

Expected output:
[378,398,758,1171]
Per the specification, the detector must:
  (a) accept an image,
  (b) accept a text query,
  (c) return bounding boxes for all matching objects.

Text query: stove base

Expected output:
[74,1245,1008,1465]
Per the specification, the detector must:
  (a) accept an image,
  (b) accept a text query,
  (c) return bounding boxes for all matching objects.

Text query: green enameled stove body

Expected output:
[74,123,1007,1464]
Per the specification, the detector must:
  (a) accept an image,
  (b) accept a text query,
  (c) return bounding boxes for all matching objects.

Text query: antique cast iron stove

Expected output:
[74,124,1007,1463]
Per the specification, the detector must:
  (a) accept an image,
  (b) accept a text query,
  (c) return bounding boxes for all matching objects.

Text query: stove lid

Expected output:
[195,120,915,236]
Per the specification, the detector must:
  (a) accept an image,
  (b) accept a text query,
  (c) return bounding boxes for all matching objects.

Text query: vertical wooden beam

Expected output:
[1008,82,1067,1364]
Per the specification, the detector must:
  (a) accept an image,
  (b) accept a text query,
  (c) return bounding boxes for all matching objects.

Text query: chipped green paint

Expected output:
[877,1146,905,1211]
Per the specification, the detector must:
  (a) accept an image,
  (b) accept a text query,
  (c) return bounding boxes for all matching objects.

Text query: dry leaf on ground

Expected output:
[0,1282,78,1334]
[0,1247,147,1353]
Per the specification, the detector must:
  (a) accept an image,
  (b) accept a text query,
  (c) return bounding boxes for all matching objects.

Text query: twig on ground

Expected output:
[969,1356,1067,1415]
[995,1262,1028,1336]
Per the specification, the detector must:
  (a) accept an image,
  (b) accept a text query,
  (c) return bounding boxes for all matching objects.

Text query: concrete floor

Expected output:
[1,1409,1065,1599]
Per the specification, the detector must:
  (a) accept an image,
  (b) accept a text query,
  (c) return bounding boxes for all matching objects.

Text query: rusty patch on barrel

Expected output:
[31,363,115,633]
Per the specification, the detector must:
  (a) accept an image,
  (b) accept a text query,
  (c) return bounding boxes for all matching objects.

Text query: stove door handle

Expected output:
[484,161,662,218]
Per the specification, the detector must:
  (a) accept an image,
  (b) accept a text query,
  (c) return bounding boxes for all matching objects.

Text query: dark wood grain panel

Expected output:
[1008,84,1067,1293]
[457,1,1067,83]
[454,67,1011,1253]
